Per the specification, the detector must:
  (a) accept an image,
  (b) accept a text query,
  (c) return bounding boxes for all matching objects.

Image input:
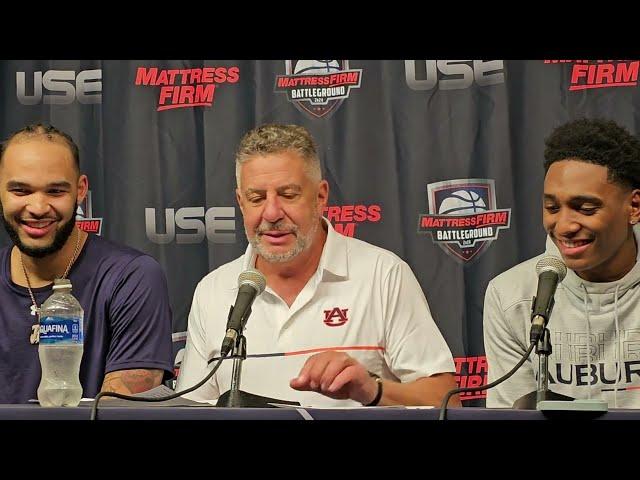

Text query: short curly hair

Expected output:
[235,124,321,188]
[0,123,80,174]
[544,118,640,189]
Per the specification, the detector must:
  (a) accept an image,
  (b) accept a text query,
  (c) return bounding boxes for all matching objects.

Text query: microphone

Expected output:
[220,269,267,356]
[530,256,567,343]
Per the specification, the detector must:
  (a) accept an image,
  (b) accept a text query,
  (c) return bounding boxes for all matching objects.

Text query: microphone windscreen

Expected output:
[535,256,567,282]
[237,268,267,294]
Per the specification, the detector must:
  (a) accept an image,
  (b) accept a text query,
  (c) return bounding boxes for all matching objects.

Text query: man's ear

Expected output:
[316,180,329,214]
[77,174,89,204]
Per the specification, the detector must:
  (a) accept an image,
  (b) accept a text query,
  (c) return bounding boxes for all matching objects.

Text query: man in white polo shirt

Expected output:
[177,124,459,407]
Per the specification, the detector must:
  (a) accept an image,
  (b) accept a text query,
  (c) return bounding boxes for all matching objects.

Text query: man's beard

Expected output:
[0,201,77,259]
[248,214,320,264]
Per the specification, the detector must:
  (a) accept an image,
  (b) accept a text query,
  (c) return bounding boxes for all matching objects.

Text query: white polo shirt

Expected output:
[177,219,455,407]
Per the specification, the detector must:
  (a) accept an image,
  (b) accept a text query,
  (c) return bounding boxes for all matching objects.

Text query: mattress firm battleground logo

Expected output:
[544,60,639,91]
[275,60,362,118]
[418,179,510,263]
[76,190,102,235]
[135,66,239,111]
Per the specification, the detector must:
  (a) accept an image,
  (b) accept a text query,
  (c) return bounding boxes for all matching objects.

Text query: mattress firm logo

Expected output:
[16,69,102,105]
[543,60,639,91]
[135,66,240,111]
[418,179,511,263]
[455,356,487,401]
[145,206,236,244]
[275,60,362,118]
[323,204,382,237]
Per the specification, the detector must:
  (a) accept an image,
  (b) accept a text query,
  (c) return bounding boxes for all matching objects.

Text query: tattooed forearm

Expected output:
[101,369,164,395]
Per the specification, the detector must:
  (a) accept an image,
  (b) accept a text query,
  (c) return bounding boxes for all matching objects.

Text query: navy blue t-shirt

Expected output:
[0,234,174,403]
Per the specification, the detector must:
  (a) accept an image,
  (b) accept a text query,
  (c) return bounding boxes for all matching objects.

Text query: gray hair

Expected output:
[235,124,321,188]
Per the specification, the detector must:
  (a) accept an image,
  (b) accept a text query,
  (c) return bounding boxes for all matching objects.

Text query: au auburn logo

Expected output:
[323,307,349,327]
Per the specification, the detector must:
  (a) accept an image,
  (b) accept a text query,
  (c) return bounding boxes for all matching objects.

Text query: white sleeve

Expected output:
[483,281,535,408]
[175,280,220,402]
[383,261,455,382]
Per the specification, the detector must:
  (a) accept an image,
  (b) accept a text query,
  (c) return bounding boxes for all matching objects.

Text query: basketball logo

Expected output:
[438,190,488,215]
[293,60,341,75]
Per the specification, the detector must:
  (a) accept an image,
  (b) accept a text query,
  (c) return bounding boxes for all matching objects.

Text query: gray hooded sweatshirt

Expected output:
[484,227,640,408]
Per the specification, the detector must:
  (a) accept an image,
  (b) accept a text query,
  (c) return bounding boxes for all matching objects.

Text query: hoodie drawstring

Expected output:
[581,284,592,400]
[582,283,622,407]
[614,284,621,408]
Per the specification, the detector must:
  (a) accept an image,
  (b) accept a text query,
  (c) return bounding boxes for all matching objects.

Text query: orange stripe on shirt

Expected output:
[284,345,385,356]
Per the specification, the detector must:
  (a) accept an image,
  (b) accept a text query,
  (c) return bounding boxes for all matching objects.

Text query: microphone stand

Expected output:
[229,333,246,396]
[535,328,552,401]
[535,328,573,404]
[513,327,606,412]
[216,305,300,408]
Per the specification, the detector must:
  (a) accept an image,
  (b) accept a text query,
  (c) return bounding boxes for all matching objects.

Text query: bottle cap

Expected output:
[52,278,72,290]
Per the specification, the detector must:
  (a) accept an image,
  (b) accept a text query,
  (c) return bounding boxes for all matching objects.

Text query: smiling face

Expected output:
[0,138,87,258]
[236,149,328,264]
[543,159,640,282]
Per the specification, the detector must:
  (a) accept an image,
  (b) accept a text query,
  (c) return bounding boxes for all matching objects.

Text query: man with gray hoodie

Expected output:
[484,118,640,408]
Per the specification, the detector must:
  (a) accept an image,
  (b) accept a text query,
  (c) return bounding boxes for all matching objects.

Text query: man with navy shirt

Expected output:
[177,124,459,407]
[0,123,173,403]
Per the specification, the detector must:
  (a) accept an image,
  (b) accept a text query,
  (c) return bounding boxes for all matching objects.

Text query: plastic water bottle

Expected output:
[37,278,84,407]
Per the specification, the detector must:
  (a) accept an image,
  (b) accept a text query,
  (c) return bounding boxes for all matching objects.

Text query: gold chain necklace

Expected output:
[20,229,82,344]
